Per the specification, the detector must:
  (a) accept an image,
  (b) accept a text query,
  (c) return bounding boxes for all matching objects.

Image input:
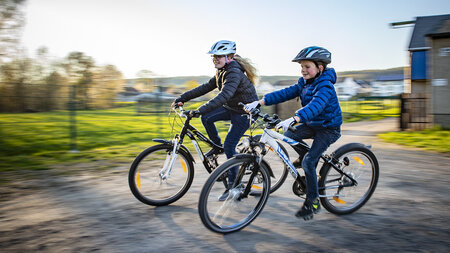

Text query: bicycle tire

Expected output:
[318,143,379,215]
[198,156,270,233]
[128,144,194,206]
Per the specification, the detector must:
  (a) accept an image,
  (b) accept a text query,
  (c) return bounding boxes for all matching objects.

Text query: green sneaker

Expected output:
[295,199,321,220]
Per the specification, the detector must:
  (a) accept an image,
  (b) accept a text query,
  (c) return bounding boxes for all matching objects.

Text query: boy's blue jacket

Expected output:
[264,68,342,128]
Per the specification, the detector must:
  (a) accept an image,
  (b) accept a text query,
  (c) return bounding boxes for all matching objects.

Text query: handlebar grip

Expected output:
[288,126,297,133]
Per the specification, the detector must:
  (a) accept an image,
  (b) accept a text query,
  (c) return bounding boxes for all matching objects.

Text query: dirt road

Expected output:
[1,118,449,252]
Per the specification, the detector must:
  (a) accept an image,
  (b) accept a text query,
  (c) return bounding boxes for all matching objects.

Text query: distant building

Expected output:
[405,14,450,128]
[371,74,404,96]
[272,80,298,89]
[117,86,141,102]
[335,77,374,100]
[335,77,361,100]
[255,81,275,95]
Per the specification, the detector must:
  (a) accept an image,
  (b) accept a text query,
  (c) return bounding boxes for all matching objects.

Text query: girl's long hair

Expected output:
[232,54,258,85]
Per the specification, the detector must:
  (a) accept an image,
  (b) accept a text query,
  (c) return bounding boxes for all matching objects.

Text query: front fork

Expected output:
[159,137,180,180]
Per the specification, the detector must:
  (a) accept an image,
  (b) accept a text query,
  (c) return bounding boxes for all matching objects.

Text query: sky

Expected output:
[21,0,450,79]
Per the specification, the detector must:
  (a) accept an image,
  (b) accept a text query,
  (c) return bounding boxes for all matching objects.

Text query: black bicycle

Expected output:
[128,104,289,206]
[198,105,379,233]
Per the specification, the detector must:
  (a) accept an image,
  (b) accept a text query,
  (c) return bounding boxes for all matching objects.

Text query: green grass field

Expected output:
[0,99,407,172]
[0,103,231,171]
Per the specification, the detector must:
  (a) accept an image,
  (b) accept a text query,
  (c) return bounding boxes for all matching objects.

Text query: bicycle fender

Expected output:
[261,159,275,178]
[331,143,370,157]
[152,139,171,145]
[152,139,196,164]
[234,154,256,160]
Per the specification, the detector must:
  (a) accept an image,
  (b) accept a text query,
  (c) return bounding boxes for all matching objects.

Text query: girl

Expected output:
[173,40,259,201]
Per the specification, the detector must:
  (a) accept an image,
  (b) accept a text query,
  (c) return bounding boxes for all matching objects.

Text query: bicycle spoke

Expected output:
[319,146,378,215]
[198,157,271,233]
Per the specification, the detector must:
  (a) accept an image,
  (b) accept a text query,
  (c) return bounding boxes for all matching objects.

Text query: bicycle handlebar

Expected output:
[172,104,200,119]
[238,102,296,132]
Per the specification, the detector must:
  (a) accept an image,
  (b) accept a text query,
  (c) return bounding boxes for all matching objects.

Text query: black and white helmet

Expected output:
[292,46,331,64]
[208,40,236,55]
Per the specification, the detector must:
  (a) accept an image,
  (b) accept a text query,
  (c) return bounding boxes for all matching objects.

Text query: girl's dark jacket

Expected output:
[177,60,258,115]
[264,68,342,128]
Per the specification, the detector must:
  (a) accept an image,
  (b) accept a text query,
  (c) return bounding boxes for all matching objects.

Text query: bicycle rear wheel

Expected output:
[319,143,379,214]
[198,156,270,233]
[128,144,194,206]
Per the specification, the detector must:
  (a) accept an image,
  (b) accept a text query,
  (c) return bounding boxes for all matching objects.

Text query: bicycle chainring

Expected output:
[292,176,307,196]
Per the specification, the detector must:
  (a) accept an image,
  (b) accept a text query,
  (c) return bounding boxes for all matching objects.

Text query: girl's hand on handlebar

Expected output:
[172,97,184,108]
[172,101,184,108]
[186,110,201,118]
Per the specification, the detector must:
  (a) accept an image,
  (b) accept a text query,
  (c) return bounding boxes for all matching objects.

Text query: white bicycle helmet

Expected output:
[208,40,236,55]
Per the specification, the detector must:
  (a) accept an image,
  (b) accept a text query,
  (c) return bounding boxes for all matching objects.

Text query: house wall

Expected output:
[429,37,450,128]
[410,80,429,94]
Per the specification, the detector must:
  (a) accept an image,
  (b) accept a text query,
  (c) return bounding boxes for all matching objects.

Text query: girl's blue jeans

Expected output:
[284,124,341,200]
[201,106,250,187]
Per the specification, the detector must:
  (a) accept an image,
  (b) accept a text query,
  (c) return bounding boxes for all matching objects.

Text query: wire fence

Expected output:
[0,82,400,157]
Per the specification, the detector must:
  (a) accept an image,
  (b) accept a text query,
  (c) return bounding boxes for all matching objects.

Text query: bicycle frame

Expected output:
[258,128,302,179]
[257,126,358,197]
[165,106,223,174]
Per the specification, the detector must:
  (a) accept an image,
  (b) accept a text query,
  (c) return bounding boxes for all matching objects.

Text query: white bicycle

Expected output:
[198,104,379,233]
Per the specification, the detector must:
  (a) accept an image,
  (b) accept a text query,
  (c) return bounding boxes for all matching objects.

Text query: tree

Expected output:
[61,52,95,109]
[135,69,156,92]
[0,57,33,112]
[0,0,27,63]
[90,65,124,109]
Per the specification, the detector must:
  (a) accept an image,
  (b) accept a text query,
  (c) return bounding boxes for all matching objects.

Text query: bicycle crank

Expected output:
[292,175,307,196]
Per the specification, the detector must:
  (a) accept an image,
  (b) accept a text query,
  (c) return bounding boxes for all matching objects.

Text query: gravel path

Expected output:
[1,118,449,252]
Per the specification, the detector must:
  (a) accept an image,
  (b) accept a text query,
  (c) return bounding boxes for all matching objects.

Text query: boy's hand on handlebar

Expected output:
[275,117,297,132]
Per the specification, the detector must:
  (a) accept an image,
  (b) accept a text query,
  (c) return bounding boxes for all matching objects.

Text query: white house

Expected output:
[334,77,361,101]
[371,75,404,96]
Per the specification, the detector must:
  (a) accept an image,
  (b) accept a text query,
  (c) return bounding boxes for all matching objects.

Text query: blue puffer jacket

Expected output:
[264,68,342,128]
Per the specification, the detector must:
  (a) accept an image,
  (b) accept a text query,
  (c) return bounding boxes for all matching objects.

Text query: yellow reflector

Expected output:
[136,172,141,189]
[251,185,262,189]
[333,196,346,204]
[353,156,365,166]
[181,160,187,173]
[269,147,273,152]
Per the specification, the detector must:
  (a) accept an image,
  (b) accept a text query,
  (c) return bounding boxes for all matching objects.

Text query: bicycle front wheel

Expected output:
[198,157,270,233]
[128,144,194,206]
[319,143,379,215]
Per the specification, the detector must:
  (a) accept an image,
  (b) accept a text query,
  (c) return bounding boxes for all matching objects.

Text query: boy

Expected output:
[244,46,342,220]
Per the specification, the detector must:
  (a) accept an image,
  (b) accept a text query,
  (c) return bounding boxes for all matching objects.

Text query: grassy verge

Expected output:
[378,126,450,153]
[0,100,401,172]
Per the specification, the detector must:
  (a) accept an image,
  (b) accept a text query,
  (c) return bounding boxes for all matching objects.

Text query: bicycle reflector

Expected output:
[353,156,365,166]
[136,172,141,189]
[180,160,187,173]
[333,196,346,204]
